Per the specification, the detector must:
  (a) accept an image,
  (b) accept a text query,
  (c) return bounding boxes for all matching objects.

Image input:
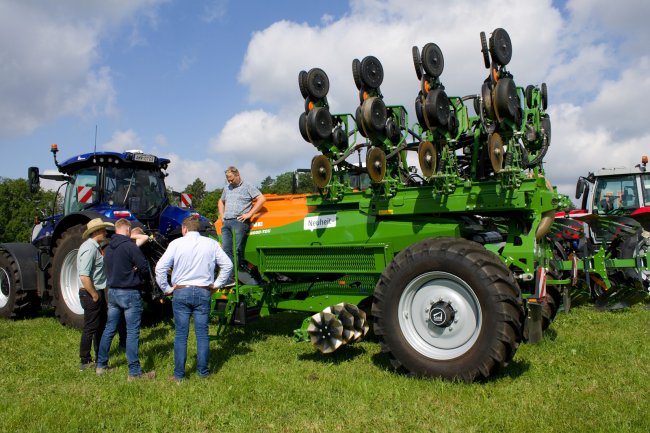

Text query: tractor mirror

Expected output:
[575,178,586,199]
[28,167,40,193]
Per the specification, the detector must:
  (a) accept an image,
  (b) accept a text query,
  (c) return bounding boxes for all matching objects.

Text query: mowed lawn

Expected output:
[0,304,648,433]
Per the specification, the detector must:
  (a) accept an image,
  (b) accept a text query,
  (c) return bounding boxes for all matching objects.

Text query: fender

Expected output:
[0,243,40,292]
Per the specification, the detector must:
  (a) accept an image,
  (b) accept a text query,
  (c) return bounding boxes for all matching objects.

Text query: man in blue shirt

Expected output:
[97,218,154,382]
[155,215,233,382]
[217,166,265,280]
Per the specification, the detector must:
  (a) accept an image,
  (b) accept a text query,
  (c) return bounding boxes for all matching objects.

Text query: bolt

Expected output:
[448,327,453,332]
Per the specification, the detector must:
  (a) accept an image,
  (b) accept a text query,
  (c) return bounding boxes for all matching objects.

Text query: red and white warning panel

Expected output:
[180,193,192,208]
[77,186,93,203]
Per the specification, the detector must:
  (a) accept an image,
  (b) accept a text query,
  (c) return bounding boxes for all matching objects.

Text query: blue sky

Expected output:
[1,0,649,199]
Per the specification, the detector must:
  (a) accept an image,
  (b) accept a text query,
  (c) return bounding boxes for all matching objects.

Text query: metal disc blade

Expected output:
[311,155,332,189]
[366,147,386,183]
[418,141,436,177]
[488,132,504,172]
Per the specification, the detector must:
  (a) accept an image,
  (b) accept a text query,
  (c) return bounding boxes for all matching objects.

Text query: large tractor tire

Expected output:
[0,249,40,319]
[372,237,524,382]
[50,225,86,329]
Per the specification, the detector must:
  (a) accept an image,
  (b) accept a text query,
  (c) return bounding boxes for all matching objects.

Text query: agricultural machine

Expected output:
[212,28,575,383]
[0,146,214,328]
[551,157,650,309]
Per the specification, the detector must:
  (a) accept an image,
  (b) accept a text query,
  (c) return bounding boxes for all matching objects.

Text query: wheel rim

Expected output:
[398,271,482,360]
[61,249,83,315]
[0,267,9,308]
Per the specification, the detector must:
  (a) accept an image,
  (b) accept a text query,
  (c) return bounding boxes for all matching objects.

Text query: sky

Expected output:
[1,0,649,201]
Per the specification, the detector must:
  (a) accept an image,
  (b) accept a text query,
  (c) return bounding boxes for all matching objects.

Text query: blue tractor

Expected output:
[0,145,215,328]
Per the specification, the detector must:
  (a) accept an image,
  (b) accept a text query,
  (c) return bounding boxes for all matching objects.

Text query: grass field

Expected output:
[0,304,648,433]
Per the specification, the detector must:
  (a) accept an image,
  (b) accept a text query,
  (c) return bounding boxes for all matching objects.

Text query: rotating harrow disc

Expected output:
[323,304,355,343]
[307,312,344,353]
[340,303,369,340]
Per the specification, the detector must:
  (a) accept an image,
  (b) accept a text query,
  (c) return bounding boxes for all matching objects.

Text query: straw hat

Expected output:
[82,218,114,239]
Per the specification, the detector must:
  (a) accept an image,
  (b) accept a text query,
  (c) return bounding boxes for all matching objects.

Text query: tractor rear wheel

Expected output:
[50,225,86,328]
[372,237,524,382]
[0,249,40,319]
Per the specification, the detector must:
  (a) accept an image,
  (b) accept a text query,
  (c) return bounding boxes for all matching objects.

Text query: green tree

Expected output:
[196,188,222,222]
[183,178,207,209]
[258,171,316,195]
[0,177,60,243]
[259,176,273,194]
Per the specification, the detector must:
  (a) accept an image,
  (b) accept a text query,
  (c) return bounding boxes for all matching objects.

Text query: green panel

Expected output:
[259,244,389,274]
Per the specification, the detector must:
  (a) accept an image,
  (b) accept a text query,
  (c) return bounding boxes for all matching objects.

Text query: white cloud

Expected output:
[101,129,144,152]
[0,0,167,138]
[208,109,309,185]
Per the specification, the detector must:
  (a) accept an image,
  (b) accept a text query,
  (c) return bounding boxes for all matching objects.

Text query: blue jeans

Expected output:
[172,287,211,379]
[97,289,144,376]
[222,219,249,271]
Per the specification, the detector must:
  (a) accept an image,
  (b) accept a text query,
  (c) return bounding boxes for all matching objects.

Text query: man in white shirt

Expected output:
[155,215,233,382]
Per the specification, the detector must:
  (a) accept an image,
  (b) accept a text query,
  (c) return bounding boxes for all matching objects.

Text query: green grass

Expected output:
[0,305,648,433]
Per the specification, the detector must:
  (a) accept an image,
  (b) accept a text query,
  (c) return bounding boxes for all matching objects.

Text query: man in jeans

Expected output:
[77,218,114,371]
[217,166,265,280]
[97,218,154,382]
[155,215,233,383]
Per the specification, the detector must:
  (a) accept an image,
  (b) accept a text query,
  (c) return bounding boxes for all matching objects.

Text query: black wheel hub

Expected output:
[429,301,455,327]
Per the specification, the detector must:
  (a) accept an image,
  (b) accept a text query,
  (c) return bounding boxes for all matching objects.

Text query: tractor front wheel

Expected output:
[372,237,524,382]
[50,225,86,328]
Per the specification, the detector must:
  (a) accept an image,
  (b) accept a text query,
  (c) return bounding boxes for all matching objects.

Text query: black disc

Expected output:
[480,31,490,69]
[306,68,330,99]
[311,155,332,189]
[489,28,512,66]
[306,107,333,140]
[386,117,400,144]
[362,96,387,133]
[541,82,548,110]
[414,92,426,127]
[332,126,347,150]
[421,43,444,78]
[525,85,535,108]
[355,105,367,138]
[424,88,450,128]
[352,58,362,90]
[360,55,384,89]
[493,77,518,122]
[418,141,436,177]
[298,70,309,99]
[299,112,310,143]
[366,147,386,183]
[412,46,422,80]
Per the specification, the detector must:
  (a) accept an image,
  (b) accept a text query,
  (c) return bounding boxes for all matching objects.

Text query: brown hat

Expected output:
[82,218,114,239]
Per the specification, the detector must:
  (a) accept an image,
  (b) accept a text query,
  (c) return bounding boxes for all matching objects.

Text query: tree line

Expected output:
[0,171,316,243]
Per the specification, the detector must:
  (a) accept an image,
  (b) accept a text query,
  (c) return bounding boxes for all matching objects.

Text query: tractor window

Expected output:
[593,175,638,213]
[105,166,166,218]
[641,175,650,207]
[63,168,98,215]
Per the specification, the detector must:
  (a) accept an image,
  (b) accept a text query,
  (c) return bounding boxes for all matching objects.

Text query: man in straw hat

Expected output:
[77,218,114,371]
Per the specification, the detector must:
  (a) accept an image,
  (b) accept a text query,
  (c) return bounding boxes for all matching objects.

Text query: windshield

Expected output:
[105,166,167,218]
[63,168,99,215]
[593,175,638,213]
